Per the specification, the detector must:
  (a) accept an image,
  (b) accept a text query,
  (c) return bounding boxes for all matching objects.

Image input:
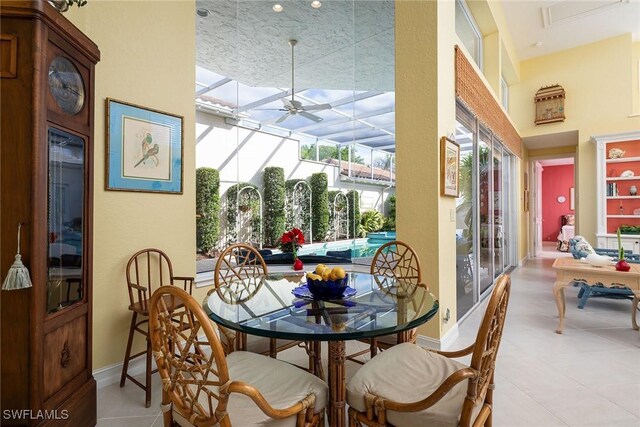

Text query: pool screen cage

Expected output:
[286,181,313,244]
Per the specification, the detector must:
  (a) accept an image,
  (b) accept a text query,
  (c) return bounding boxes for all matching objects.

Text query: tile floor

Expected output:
[97,257,640,426]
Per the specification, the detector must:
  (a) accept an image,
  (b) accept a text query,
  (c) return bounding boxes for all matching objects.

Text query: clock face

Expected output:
[48,56,85,115]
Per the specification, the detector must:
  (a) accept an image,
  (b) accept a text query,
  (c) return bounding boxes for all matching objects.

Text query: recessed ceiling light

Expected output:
[532,41,543,48]
[273,4,283,12]
[196,8,210,18]
[311,1,322,9]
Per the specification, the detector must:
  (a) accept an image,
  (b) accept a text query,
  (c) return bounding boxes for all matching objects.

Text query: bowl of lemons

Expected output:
[305,264,348,298]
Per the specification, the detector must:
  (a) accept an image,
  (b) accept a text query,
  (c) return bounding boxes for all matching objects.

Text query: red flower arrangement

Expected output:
[280,228,305,270]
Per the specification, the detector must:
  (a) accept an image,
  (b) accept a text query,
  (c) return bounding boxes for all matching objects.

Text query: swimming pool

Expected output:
[297,232,396,259]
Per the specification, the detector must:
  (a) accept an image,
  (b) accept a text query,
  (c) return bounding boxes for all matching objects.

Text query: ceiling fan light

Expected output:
[273,4,283,12]
[311,1,322,8]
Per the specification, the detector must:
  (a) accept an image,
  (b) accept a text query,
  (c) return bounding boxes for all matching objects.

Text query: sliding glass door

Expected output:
[455,103,517,320]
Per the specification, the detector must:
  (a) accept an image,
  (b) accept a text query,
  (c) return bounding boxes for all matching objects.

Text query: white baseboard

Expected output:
[416,324,459,351]
[93,357,147,391]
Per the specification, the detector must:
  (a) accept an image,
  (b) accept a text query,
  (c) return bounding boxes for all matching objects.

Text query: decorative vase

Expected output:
[48,0,69,12]
[293,258,304,271]
[631,185,638,196]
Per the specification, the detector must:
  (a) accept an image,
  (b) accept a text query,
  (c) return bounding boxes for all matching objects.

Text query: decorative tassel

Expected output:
[2,223,32,291]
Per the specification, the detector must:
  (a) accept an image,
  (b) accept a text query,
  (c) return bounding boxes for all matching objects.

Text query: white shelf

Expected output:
[606,156,640,163]
[606,215,640,218]
[606,196,640,199]
[606,176,639,181]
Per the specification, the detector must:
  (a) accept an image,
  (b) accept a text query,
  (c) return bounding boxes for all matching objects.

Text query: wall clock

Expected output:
[557,196,566,203]
[48,55,85,115]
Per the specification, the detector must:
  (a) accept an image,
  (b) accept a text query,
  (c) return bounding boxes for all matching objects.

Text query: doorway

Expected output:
[531,157,576,258]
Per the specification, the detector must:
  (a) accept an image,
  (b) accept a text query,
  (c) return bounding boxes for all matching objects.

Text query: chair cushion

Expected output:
[173,351,328,427]
[347,343,479,427]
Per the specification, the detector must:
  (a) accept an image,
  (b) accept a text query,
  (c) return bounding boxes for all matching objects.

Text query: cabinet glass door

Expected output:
[47,127,84,313]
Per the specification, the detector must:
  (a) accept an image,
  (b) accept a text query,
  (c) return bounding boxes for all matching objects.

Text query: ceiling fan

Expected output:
[272,39,332,124]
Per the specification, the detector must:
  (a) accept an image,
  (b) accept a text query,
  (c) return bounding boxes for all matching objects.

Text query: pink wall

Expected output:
[542,164,574,241]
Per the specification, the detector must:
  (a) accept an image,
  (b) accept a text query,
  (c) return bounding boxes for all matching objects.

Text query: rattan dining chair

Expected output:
[120,248,194,407]
[346,240,422,364]
[149,285,328,427]
[214,243,319,375]
[347,274,511,427]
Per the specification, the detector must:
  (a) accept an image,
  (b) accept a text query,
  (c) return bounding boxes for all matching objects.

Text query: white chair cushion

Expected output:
[347,343,480,427]
[173,351,328,427]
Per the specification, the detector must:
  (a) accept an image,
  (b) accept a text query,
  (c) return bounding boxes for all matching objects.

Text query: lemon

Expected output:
[315,264,328,275]
[331,267,346,280]
[321,269,332,281]
[306,272,322,281]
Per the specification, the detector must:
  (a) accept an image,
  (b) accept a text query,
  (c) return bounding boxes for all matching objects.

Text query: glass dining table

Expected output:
[203,271,439,427]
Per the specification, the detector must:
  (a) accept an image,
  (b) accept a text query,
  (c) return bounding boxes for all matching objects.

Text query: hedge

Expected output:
[383,194,396,231]
[310,173,329,241]
[226,182,261,245]
[262,167,285,247]
[347,189,361,238]
[195,167,220,254]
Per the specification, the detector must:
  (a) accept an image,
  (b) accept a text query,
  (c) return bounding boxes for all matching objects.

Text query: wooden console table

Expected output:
[551,258,640,334]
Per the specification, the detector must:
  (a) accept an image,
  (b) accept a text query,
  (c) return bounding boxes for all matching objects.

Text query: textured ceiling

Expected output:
[196,0,395,92]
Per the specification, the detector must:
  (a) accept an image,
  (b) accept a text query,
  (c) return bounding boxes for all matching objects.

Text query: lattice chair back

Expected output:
[370,241,422,287]
[214,244,268,289]
[149,286,231,426]
[126,248,175,314]
[460,274,511,426]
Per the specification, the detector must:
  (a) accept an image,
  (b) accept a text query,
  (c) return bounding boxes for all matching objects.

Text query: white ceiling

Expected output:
[523,130,579,149]
[538,157,575,166]
[502,0,640,61]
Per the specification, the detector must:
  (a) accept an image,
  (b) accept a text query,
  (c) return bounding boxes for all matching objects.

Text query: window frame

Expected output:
[455,0,483,71]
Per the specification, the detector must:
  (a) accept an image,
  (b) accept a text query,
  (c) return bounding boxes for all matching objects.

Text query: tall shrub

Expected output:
[347,189,361,238]
[196,167,220,254]
[263,167,285,247]
[310,173,329,241]
[383,194,396,231]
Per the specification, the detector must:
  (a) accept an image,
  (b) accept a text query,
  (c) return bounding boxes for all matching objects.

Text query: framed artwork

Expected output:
[440,136,460,197]
[106,98,183,194]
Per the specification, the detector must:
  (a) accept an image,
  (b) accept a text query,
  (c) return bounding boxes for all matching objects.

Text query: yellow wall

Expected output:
[66,1,197,370]
[633,42,640,115]
[527,146,576,158]
[511,34,640,243]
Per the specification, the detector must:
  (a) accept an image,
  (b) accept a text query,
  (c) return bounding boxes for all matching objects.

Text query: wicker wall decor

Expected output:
[534,84,565,125]
[454,46,522,158]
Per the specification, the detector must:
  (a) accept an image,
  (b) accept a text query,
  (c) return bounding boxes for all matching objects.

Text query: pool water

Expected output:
[297,232,396,259]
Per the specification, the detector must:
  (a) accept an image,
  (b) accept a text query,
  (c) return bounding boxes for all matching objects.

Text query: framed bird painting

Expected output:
[106,98,183,194]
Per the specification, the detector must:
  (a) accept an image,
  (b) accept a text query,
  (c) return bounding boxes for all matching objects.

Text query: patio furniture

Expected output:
[149,286,328,427]
[346,240,422,364]
[552,257,640,333]
[120,248,194,407]
[214,244,318,373]
[346,274,511,427]
[203,271,438,427]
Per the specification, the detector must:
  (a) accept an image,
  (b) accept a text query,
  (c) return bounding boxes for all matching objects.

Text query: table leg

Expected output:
[553,280,569,334]
[632,293,639,331]
[328,341,346,427]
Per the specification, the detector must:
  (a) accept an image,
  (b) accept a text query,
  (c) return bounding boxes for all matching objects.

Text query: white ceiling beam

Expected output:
[236,88,294,113]
[337,134,394,146]
[195,77,233,96]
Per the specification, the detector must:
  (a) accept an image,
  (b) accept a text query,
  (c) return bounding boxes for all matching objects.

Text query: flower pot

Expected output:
[615,259,631,272]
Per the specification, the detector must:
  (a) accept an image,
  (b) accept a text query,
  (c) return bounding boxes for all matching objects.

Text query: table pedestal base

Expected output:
[328,341,346,427]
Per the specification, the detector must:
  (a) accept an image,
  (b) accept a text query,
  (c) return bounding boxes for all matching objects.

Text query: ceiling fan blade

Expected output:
[301,103,332,111]
[299,111,323,122]
[281,98,294,109]
[275,113,291,124]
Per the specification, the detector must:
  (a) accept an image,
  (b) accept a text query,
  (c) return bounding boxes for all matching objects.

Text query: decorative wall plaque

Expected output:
[534,84,565,125]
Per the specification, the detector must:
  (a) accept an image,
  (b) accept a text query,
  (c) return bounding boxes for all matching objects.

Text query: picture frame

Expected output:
[106,98,183,194]
[440,136,460,197]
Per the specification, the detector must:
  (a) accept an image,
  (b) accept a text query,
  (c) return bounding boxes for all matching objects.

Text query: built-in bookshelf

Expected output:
[593,131,640,252]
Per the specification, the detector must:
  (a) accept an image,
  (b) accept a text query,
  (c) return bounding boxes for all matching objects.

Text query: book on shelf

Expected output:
[607,182,619,197]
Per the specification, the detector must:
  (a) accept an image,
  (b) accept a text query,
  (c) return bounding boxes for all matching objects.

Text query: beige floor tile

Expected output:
[591,383,640,418]
[98,375,161,419]
[97,415,159,427]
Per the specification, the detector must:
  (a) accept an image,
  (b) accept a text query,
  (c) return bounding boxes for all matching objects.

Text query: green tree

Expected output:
[310,173,329,241]
[262,167,285,247]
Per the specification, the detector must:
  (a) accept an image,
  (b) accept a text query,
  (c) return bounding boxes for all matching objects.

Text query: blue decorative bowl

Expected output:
[306,274,349,299]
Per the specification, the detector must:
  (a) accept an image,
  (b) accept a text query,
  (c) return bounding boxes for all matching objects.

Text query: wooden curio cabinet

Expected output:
[1,2,99,425]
